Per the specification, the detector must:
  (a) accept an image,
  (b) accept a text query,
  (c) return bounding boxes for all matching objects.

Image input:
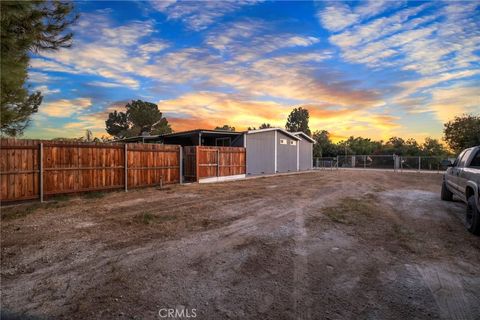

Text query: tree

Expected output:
[384,137,406,155]
[214,125,235,132]
[341,136,382,155]
[285,107,311,136]
[105,100,172,139]
[259,123,271,129]
[247,123,271,130]
[404,138,421,156]
[444,114,480,153]
[0,1,78,136]
[422,137,447,156]
[312,130,336,157]
[105,110,129,138]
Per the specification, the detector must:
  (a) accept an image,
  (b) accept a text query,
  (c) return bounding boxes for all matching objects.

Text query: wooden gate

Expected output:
[183,146,246,182]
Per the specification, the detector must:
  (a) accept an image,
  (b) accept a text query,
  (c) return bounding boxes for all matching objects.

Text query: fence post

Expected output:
[39,143,43,202]
[216,148,220,177]
[179,146,183,184]
[418,156,421,172]
[124,144,128,192]
[196,146,200,182]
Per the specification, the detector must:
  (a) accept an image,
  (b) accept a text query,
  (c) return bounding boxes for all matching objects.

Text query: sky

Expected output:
[25,0,480,142]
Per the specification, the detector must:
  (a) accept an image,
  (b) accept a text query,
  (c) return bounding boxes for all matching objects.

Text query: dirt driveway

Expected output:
[1,170,479,320]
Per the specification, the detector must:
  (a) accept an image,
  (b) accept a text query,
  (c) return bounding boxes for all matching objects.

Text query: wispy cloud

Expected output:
[151,0,261,31]
[40,98,92,117]
[322,2,479,75]
[33,85,60,95]
[31,11,157,89]
[87,81,126,88]
[426,85,480,122]
[206,19,319,62]
[317,0,401,32]
[28,71,56,83]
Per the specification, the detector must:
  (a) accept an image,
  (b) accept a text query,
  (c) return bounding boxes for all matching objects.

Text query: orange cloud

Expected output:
[40,98,92,117]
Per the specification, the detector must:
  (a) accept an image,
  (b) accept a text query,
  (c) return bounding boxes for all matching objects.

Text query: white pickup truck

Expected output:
[441,146,480,235]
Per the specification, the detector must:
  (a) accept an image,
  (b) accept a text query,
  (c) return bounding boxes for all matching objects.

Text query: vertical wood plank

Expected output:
[124,144,128,191]
[39,143,43,202]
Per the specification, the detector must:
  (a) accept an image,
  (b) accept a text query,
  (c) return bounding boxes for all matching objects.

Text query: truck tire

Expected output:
[466,195,480,235]
[441,181,453,201]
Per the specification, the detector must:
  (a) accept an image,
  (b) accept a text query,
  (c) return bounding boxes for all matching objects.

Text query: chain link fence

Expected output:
[313,155,452,172]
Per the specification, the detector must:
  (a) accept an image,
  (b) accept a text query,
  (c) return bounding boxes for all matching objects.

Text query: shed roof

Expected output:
[161,129,242,137]
[293,132,316,143]
[246,128,300,140]
[114,129,242,143]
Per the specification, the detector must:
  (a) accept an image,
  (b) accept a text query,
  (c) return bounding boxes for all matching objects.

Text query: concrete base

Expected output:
[199,174,246,184]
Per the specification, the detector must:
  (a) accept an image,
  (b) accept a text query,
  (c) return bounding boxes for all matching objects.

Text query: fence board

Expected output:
[0,139,180,202]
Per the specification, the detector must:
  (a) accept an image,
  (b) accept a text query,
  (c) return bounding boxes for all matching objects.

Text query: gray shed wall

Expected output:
[298,138,313,170]
[276,131,298,173]
[246,131,275,175]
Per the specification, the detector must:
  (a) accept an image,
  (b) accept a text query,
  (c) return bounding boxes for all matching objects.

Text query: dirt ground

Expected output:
[1,170,480,320]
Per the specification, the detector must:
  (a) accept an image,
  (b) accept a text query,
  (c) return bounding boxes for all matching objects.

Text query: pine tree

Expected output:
[0,1,78,136]
[105,100,172,139]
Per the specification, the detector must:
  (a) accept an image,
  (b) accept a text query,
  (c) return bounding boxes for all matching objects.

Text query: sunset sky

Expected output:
[25,0,479,141]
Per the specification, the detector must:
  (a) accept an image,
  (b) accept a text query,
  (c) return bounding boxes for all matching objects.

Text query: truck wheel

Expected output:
[441,181,453,201]
[466,195,480,235]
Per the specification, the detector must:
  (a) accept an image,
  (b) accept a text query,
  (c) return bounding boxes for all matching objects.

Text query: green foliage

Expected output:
[105,110,129,138]
[422,137,448,156]
[247,123,271,130]
[259,123,271,129]
[312,130,337,157]
[0,1,78,136]
[443,114,480,154]
[338,136,383,155]
[285,107,311,136]
[312,130,449,157]
[214,124,236,131]
[105,100,172,139]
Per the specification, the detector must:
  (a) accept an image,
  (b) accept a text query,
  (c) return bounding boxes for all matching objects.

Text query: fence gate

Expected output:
[183,146,197,182]
[182,146,246,182]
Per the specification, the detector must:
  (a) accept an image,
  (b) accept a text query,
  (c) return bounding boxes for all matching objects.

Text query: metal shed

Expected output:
[293,132,315,171]
[242,128,313,175]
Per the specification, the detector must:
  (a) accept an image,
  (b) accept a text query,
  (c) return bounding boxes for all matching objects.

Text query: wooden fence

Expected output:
[183,146,246,182]
[0,139,181,202]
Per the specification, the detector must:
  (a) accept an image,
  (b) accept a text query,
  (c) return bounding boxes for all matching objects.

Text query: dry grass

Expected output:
[321,196,376,225]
